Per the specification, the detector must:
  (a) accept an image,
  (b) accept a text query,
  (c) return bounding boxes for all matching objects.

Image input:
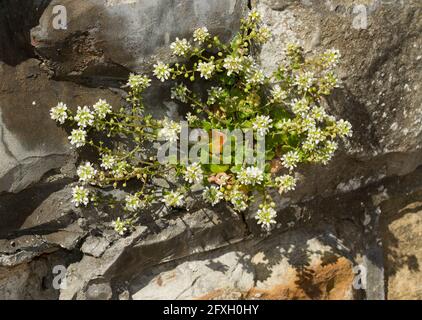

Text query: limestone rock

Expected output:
[0,59,122,194]
[379,169,422,300]
[86,282,113,300]
[81,236,110,258]
[0,0,421,301]
[31,0,248,83]
[131,229,356,300]
[256,0,422,202]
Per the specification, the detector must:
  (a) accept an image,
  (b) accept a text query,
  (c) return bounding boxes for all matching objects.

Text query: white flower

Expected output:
[311,106,327,122]
[271,85,287,102]
[325,140,338,154]
[229,188,248,212]
[202,186,224,206]
[321,72,341,91]
[291,98,310,116]
[306,127,325,146]
[162,191,185,208]
[295,71,315,92]
[100,154,116,170]
[170,37,191,56]
[50,102,68,124]
[336,119,353,137]
[71,186,90,207]
[302,138,317,152]
[207,86,224,105]
[158,118,181,142]
[112,217,128,236]
[93,99,112,119]
[255,204,277,230]
[246,66,265,85]
[300,116,317,133]
[323,48,341,68]
[186,112,198,124]
[153,61,171,82]
[253,115,273,136]
[75,106,94,128]
[171,83,189,103]
[237,166,264,186]
[256,26,272,43]
[125,194,144,212]
[184,162,203,184]
[68,129,87,148]
[193,27,210,44]
[223,55,243,76]
[112,161,129,179]
[197,61,215,80]
[248,9,261,23]
[127,73,151,90]
[77,162,97,183]
[281,151,300,170]
[275,175,297,194]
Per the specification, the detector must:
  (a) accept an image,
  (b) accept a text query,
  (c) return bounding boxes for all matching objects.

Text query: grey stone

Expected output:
[256,0,422,203]
[86,282,113,300]
[0,60,122,194]
[31,0,248,83]
[0,0,421,301]
[81,236,110,258]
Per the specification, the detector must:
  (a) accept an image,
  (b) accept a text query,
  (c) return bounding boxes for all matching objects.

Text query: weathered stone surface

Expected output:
[31,0,248,84]
[379,169,422,300]
[81,236,110,258]
[0,1,422,301]
[0,59,122,194]
[131,228,356,300]
[256,0,422,202]
[385,207,422,299]
[0,249,80,300]
[60,207,247,299]
[86,282,113,300]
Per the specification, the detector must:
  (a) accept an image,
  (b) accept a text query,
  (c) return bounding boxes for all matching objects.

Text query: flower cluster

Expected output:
[51,10,352,235]
[50,102,68,124]
[112,217,128,236]
[71,186,90,207]
[255,203,277,230]
[163,191,185,208]
[223,55,243,76]
[193,27,210,44]
[184,162,204,184]
[127,73,151,90]
[281,151,300,171]
[93,99,112,119]
[153,61,171,82]
[253,115,273,137]
[125,194,144,212]
[77,162,97,183]
[202,186,224,206]
[237,166,264,186]
[197,61,215,79]
[171,83,189,103]
[275,174,297,194]
[69,129,87,148]
[170,38,191,56]
[158,118,181,142]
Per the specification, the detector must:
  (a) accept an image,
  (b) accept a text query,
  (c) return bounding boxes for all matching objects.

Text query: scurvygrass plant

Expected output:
[50,10,352,234]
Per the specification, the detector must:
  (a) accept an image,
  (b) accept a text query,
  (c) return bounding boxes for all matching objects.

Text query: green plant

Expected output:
[50,9,352,234]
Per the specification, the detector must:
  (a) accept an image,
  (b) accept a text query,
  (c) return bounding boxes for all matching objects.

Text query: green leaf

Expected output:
[209,164,230,173]
[230,164,242,174]
[265,150,276,161]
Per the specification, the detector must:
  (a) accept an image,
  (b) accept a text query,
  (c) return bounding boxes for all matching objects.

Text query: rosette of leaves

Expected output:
[50,10,352,235]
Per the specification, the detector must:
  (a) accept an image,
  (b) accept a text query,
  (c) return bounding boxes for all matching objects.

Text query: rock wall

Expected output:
[0,0,421,300]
